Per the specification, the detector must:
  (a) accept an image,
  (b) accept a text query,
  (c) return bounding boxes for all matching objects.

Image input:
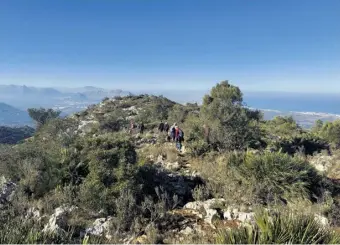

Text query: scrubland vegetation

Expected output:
[2,81,340,243]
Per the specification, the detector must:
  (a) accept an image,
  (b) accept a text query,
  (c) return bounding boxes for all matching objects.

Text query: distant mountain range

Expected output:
[0,85,339,128]
[0,85,131,109]
[0,85,131,126]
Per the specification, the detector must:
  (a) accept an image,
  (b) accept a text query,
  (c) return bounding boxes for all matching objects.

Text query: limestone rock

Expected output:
[184,198,226,212]
[310,155,333,173]
[180,226,194,235]
[43,205,78,235]
[133,235,148,244]
[204,209,220,227]
[157,154,164,164]
[183,199,226,227]
[85,217,113,240]
[314,214,329,226]
[0,176,16,206]
[223,206,255,224]
[165,161,180,171]
[26,207,41,220]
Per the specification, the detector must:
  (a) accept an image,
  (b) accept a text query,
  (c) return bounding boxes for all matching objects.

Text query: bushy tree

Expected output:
[263,116,303,138]
[200,81,262,151]
[27,108,61,129]
[318,120,340,148]
[312,119,324,133]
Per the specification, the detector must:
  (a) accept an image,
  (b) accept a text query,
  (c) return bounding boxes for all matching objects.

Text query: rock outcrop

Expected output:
[183,199,255,228]
[310,155,333,173]
[26,207,42,220]
[0,176,16,207]
[184,199,225,228]
[84,217,113,240]
[314,214,329,226]
[43,206,78,235]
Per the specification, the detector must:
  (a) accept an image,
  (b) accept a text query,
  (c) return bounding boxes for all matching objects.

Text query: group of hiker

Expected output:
[128,120,185,152]
[158,121,184,152]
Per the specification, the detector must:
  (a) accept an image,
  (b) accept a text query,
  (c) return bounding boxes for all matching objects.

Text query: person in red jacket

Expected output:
[175,126,184,152]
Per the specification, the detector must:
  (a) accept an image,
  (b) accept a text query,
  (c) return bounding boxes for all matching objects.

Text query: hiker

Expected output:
[170,123,177,141]
[158,122,164,132]
[164,122,170,133]
[164,122,169,133]
[140,122,145,134]
[175,126,184,152]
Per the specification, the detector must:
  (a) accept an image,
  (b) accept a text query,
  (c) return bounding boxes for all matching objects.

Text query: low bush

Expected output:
[216,209,340,244]
[191,151,331,206]
[269,134,330,156]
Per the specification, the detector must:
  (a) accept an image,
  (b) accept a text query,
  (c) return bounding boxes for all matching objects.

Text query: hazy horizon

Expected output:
[2,83,340,96]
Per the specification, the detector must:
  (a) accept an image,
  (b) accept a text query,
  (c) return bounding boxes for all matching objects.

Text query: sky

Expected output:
[0,0,339,93]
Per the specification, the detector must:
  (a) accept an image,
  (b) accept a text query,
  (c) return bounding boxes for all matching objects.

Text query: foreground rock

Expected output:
[310,155,333,173]
[84,217,113,240]
[43,205,78,235]
[26,207,42,220]
[314,214,329,226]
[183,199,255,228]
[0,176,16,207]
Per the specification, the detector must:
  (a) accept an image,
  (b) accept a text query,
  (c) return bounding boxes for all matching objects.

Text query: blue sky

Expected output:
[0,0,339,92]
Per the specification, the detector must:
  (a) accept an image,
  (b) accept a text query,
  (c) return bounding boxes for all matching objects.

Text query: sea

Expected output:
[135,89,340,115]
[243,92,340,115]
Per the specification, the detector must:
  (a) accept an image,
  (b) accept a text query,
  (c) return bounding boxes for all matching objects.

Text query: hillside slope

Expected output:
[2,83,340,244]
[0,126,35,144]
[0,102,32,126]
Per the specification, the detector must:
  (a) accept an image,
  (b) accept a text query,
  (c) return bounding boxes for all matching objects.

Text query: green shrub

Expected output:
[0,208,106,244]
[0,143,64,198]
[36,118,79,147]
[216,209,340,244]
[318,120,340,149]
[192,151,330,206]
[268,133,329,156]
[192,184,211,201]
[99,110,128,133]
[186,139,211,157]
[262,115,304,139]
[77,133,138,214]
[19,157,61,198]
